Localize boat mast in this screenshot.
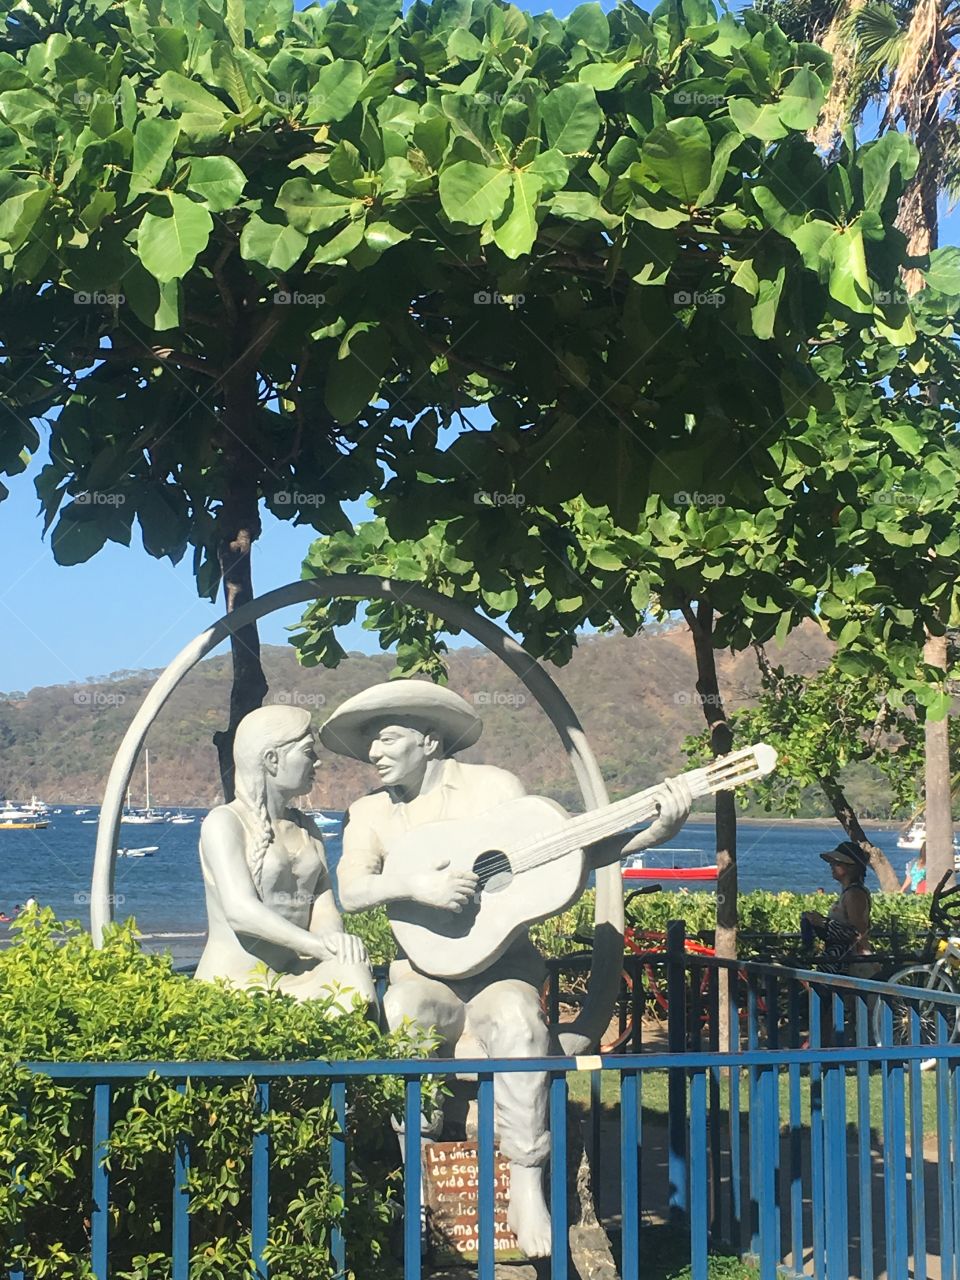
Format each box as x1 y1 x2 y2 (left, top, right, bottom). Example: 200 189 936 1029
145 749 151 811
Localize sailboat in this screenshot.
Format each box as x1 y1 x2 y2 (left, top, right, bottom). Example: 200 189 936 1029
121 750 166 825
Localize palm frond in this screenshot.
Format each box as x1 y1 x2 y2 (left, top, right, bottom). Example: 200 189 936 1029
812 0 874 149
853 2 905 69
887 0 941 124
937 116 960 204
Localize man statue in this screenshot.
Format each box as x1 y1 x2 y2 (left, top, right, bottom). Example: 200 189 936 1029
321 680 691 1257
196 704 376 1012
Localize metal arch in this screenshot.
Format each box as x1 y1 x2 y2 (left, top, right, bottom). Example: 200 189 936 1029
91 574 624 1053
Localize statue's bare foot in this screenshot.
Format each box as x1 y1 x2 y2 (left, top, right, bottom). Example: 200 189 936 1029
507 1163 552 1258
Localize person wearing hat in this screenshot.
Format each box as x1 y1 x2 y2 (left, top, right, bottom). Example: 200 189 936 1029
801 841 876 976
321 678 691 1257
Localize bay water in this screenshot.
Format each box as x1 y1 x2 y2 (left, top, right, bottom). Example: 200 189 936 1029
0 810 923 966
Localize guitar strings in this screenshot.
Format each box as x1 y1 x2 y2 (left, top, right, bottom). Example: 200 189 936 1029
473 751 764 883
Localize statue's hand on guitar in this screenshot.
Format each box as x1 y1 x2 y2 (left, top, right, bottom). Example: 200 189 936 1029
619 776 693 857
412 859 479 912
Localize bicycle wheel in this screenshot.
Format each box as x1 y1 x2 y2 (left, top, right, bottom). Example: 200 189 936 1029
873 964 960 1047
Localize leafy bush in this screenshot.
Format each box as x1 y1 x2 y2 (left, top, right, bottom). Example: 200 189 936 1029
354 890 933 967
0 910 432 1279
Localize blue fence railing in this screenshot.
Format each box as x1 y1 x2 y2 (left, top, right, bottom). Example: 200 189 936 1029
8 934 960 1279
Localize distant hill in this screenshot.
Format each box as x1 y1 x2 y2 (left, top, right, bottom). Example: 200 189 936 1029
0 621 890 816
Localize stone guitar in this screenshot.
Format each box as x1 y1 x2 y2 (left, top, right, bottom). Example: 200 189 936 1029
386 743 778 979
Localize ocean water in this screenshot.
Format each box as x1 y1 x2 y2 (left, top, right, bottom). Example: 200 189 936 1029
0 809 922 966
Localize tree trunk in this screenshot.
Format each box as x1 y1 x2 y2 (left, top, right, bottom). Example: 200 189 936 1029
682 600 736 1045
819 774 900 892
924 631 954 890
212 365 269 800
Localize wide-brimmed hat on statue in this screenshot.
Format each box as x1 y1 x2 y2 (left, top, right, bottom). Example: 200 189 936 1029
819 841 870 872
318 680 483 761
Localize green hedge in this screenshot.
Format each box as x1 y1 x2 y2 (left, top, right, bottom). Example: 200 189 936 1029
0 910 432 1280
351 890 934 965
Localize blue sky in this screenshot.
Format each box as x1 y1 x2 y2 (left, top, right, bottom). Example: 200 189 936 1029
1 0 956 693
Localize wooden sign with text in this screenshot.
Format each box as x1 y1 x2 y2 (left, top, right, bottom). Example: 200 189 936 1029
423 1139 524 1263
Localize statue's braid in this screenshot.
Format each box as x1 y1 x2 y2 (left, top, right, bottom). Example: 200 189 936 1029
246 782 275 895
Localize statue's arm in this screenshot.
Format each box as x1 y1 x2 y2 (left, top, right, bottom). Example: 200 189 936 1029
200 809 336 961
336 812 412 913
585 777 693 869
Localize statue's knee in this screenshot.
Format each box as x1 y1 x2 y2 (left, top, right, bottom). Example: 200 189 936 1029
383 983 427 1031
477 992 548 1054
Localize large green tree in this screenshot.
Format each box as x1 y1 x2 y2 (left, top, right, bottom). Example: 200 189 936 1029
0 0 936 801
754 0 960 887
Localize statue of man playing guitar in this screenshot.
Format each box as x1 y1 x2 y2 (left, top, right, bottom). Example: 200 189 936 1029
322 679 693 1259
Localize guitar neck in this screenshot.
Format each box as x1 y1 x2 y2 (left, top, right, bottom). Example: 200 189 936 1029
512 745 776 873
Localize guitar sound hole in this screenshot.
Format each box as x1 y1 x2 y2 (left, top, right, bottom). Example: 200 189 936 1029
473 849 513 894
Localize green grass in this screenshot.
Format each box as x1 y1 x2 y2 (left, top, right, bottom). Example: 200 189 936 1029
567 1065 941 1134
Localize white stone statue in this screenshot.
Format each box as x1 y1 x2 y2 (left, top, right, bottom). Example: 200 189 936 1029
321 680 691 1257
196 704 375 1012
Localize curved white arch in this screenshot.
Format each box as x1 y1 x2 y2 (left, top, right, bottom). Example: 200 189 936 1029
91 575 624 1053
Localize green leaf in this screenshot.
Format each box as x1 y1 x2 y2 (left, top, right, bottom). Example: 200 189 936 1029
303 60 364 124
0 177 51 251
51 506 110 565
438 161 512 226
239 214 307 270
186 156 246 211
129 118 179 200
776 68 824 131
859 131 917 212
156 70 228 117
276 178 357 232
325 325 391 423
138 194 212 283
925 247 960 295
642 118 712 205
492 170 541 259
827 222 872 314
447 27 483 61
541 83 602 156
565 3 610 51
886 423 923 456
750 266 785 339
309 217 366 265
226 0 245 48
578 60 634 90
728 98 788 142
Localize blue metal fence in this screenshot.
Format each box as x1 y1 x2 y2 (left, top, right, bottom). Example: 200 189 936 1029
8 944 960 1279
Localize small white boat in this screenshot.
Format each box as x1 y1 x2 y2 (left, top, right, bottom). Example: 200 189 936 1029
82 819 97 824
121 750 166 824
306 810 342 829
118 846 158 858
897 819 960 852
167 812 195 825
74 809 89 815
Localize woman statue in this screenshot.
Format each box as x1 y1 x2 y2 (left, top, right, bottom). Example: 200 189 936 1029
195 704 376 1012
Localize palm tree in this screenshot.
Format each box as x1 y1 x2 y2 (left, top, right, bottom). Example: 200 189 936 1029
756 0 959 884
